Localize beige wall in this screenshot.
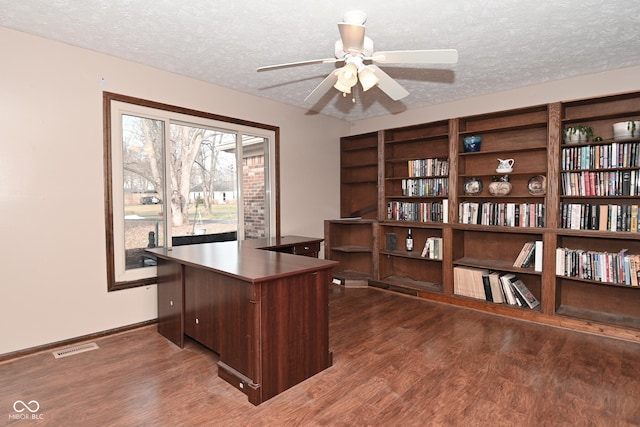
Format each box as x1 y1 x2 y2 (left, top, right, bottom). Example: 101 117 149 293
0 27 347 355
350 65 640 135
2 24 639 355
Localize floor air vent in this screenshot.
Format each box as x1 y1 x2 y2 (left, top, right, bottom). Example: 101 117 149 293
52 342 99 359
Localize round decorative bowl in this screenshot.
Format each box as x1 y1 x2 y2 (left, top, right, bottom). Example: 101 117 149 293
463 136 482 152
488 181 512 196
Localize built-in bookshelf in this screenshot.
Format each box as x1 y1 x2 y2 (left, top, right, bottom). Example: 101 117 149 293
327 90 640 344
555 233 640 330
555 92 640 332
451 227 543 311
382 120 450 224
455 104 550 226
324 219 378 286
369 222 444 295
340 132 379 219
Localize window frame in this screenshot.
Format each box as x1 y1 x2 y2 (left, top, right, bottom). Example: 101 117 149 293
103 92 280 291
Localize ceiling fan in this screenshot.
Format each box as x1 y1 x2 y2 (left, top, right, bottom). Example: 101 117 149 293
257 10 458 103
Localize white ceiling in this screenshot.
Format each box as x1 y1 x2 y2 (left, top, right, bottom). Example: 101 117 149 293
2 1 640 121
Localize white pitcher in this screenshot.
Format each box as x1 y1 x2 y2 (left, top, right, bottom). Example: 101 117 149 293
496 158 514 173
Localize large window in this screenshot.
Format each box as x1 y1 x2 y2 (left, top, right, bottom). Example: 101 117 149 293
104 93 279 291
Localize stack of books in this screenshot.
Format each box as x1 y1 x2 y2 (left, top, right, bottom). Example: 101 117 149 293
453 266 540 309
513 241 543 272
556 247 640 286
421 237 443 260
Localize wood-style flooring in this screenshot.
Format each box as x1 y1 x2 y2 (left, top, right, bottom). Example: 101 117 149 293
2 285 640 426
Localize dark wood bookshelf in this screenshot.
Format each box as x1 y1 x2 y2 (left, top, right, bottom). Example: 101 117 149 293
329 90 640 344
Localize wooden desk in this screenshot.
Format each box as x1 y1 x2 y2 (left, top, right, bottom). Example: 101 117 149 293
146 236 337 405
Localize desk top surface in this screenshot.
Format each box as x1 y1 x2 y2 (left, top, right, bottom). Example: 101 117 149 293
146 236 336 283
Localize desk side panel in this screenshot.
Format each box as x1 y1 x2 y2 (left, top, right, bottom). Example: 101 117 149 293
157 259 184 348
259 268 333 402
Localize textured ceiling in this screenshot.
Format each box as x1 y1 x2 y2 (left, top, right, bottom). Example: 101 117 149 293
2 0 640 121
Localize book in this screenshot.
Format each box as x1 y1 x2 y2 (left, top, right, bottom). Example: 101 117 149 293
513 242 534 267
482 272 493 302
631 205 638 233
521 243 537 269
421 239 431 258
510 282 529 308
499 273 519 306
442 199 449 224
631 255 640 287
511 279 541 309
534 240 543 272
488 272 506 303
556 247 566 276
599 204 608 230
454 266 488 300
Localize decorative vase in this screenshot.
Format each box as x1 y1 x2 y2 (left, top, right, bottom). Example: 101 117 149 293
488 181 512 196
613 121 640 139
563 126 593 144
463 136 482 152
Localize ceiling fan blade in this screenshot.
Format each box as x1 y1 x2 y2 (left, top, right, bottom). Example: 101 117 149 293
304 71 339 103
338 22 366 54
370 49 459 64
370 65 409 101
257 58 340 72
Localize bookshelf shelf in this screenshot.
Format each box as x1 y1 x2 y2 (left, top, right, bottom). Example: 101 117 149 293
324 219 378 284
555 274 640 290
330 89 640 343
379 249 443 261
370 275 443 295
453 256 540 275
330 245 372 253
385 133 449 145
556 305 640 330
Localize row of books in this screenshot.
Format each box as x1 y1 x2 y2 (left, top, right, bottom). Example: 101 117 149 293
453 266 540 309
387 200 448 223
560 170 638 197
401 177 449 197
561 141 640 171
556 247 640 286
407 158 449 178
512 241 543 272
560 203 639 232
420 237 443 260
458 202 545 228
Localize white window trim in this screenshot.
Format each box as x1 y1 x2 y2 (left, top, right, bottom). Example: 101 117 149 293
104 92 279 291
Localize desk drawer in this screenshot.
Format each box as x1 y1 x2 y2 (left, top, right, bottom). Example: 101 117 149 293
291 242 320 257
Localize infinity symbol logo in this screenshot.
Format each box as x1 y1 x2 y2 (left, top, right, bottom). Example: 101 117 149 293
13 400 40 413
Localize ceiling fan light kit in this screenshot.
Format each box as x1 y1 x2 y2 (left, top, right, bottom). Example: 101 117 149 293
257 10 458 104
334 62 358 93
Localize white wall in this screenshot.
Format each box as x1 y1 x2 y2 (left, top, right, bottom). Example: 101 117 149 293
0 27 347 355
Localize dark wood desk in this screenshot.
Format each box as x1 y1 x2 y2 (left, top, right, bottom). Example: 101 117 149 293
146 236 337 405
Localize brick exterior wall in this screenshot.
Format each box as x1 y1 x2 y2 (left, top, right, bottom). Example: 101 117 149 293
242 154 266 238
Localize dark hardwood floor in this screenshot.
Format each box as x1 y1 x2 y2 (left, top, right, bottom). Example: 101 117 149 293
2 285 640 426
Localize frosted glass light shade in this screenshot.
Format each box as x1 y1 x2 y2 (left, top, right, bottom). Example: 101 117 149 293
358 66 379 91
334 63 358 94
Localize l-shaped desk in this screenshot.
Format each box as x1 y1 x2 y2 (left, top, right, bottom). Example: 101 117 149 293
146 236 337 405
